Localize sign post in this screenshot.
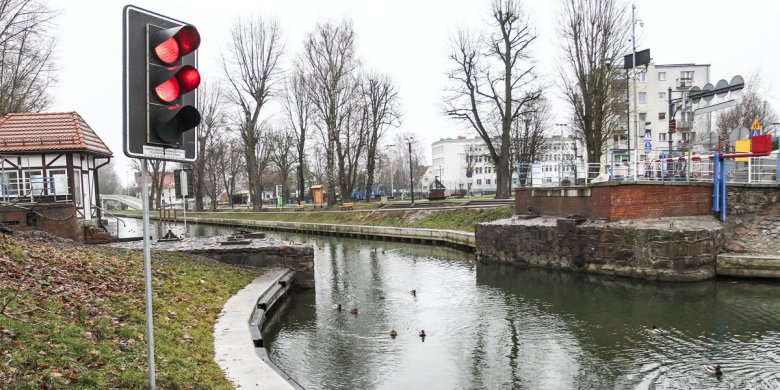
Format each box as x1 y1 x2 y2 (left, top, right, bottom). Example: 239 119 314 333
750 118 762 138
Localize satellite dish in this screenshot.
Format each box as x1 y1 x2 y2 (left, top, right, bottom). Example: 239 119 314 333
702 83 715 102
729 75 744 92
729 126 749 142
689 86 701 104
716 79 729 98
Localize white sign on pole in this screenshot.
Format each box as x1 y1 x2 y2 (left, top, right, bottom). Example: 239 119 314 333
179 170 189 197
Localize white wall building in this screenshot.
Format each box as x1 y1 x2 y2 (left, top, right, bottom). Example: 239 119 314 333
430 136 505 195
608 63 711 162
429 133 587 192
537 134 585 185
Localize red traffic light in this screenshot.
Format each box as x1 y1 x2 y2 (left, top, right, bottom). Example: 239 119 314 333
152 25 200 65
153 66 201 103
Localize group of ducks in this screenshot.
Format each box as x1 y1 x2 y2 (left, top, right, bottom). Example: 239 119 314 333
335 289 427 340
651 326 723 378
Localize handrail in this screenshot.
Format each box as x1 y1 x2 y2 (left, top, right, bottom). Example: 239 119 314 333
93 203 126 236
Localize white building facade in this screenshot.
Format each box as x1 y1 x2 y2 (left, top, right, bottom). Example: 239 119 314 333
608 63 711 163
430 136 507 195
430 133 588 192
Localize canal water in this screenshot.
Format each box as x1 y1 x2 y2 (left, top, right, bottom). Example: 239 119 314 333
109 218 780 390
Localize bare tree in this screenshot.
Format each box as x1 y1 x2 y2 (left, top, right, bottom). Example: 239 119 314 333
303 20 357 206
202 137 222 210
390 132 425 193
334 87 368 201
192 81 226 210
362 72 401 199
444 0 542 199
267 124 297 202
716 74 778 141
131 159 166 209
283 60 312 203
511 98 551 186
558 0 629 168
97 159 122 194
219 137 245 208
222 16 285 211
0 0 58 116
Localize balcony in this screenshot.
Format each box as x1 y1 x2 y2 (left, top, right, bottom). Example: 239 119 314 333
676 78 693 89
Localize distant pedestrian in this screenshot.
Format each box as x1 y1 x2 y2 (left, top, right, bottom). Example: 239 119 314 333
163 229 178 239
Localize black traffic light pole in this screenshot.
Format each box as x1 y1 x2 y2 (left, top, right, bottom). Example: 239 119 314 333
124 6 201 389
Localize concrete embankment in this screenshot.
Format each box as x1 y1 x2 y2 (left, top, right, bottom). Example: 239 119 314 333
476 215 724 282
717 254 780 279
214 268 302 389
108 235 315 287
118 213 476 250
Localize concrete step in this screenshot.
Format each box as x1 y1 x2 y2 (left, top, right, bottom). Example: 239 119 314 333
717 253 780 279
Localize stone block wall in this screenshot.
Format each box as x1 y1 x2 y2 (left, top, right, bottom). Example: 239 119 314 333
475 217 723 281
726 184 780 215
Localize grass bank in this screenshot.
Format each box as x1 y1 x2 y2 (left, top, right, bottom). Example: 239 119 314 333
124 205 515 233
0 233 258 389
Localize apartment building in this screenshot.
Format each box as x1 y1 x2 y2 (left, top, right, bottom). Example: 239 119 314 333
608 63 711 162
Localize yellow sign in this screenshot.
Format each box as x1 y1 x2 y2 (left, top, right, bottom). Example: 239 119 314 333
751 118 762 130
735 139 751 162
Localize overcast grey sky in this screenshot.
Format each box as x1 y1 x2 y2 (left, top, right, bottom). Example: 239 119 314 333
47 0 779 176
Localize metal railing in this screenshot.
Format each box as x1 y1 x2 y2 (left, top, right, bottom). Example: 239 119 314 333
1 177 72 203
515 153 779 188
92 203 126 235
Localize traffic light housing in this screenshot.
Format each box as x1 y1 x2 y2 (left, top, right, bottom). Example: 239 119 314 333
124 6 200 162
668 119 677 134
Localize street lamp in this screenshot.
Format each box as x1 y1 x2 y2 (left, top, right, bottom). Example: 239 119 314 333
386 144 395 199
405 137 415 205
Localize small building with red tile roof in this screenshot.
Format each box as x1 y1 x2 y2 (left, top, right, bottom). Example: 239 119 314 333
0 112 113 241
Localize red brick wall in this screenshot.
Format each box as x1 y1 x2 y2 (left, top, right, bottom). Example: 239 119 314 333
609 184 712 221
515 183 713 221
0 204 81 241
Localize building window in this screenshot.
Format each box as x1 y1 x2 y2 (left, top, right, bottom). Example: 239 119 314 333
638 92 647 103
73 170 82 206
681 70 694 80
1 171 19 198
637 72 646 82
24 170 45 196
486 179 491 185
48 169 68 196
658 92 666 100
658 72 666 81
658 112 666 120
639 112 647 122
659 133 667 141
476 179 482 185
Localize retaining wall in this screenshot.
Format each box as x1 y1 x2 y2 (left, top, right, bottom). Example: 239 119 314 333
119 214 476 250
475 216 724 281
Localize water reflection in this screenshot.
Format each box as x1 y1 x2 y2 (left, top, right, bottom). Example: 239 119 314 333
108 218 780 389
265 238 780 390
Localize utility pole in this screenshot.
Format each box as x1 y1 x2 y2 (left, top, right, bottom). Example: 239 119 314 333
631 2 639 173
387 144 395 199
405 137 415 205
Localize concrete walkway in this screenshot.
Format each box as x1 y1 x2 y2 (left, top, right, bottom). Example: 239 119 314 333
213 268 295 389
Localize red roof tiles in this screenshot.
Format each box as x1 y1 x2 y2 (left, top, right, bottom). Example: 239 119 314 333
0 112 112 156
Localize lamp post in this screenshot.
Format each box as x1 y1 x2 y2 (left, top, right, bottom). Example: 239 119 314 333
405 137 415 205
387 144 395 199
